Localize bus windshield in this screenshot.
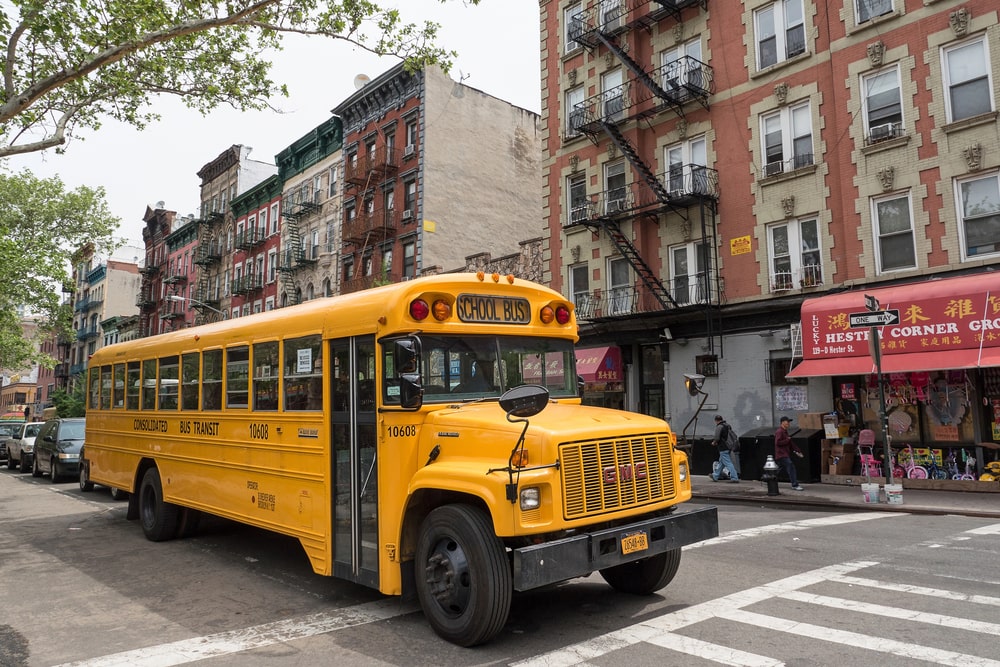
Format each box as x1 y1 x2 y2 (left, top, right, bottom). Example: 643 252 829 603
387 334 578 403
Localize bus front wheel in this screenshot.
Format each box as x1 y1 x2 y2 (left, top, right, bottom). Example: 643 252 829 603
415 504 511 647
139 468 180 542
600 547 682 595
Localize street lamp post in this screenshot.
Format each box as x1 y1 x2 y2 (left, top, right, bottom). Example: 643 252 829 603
166 294 225 317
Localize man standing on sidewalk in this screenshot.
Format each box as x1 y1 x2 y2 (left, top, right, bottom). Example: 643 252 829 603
710 415 740 482
775 416 805 490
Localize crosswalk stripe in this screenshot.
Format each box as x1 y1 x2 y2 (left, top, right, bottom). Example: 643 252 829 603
720 609 1000 667
779 590 1000 636
645 632 783 666
685 512 904 549
831 574 1000 608
54 599 420 667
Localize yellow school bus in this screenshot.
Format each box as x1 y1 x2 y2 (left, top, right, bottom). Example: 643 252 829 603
82 273 718 646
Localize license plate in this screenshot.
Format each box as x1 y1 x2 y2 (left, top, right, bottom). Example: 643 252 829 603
621 531 648 555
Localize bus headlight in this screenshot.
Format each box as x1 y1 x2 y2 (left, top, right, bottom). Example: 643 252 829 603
519 487 540 511
678 462 688 482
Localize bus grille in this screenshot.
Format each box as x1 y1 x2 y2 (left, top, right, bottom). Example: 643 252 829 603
560 435 675 520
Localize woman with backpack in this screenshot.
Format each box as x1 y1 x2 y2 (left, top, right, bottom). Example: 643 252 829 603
710 414 740 482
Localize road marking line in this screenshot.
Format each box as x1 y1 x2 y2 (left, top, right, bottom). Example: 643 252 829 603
686 511 904 549
721 609 1000 667
966 523 1000 535
779 591 1000 636
831 574 1000 607
645 632 783 666
54 598 420 667
513 560 876 666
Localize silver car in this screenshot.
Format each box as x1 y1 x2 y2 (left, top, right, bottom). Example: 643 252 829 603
7 422 45 473
32 418 85 482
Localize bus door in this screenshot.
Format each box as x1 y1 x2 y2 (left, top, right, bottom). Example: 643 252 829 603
330 335 379 588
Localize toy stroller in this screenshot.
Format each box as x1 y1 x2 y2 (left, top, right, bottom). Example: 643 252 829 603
858 429 879 481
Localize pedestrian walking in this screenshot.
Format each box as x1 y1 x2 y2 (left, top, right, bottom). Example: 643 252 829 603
775 416 805 490
710 415 740 482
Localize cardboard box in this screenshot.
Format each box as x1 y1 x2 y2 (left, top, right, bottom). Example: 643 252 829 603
828 452 855 475
797 412 826 430
829 442 856 458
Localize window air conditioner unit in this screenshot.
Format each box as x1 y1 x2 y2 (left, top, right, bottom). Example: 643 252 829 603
401 210 413 220
868 122 896 143
403 145 415 157
764 161 785 177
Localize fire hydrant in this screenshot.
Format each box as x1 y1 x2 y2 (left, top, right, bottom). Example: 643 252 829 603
762 455 780 496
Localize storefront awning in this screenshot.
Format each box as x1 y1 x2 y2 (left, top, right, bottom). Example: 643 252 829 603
575 346 622 383
788 273 1000 377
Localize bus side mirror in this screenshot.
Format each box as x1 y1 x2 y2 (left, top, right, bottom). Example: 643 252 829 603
394 338 423 409
499 384 549 419
684 373 706 396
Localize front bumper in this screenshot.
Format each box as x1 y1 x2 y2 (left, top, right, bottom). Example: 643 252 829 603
512 505 719 591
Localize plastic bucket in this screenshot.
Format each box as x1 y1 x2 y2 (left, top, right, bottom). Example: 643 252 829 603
885 483 903 505
861 483 880 504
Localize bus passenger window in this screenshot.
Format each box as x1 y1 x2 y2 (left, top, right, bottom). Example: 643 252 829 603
226 346 249 409
181 352 200 411
253 341 279 411
158 356 179 410
126 362 140 410
88 368 101 410
202 350 223 411
101 366 113 409
284 335 322 411
141 360 156 410
113 364 125 409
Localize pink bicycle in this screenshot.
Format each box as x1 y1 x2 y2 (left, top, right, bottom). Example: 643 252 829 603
892 444 928 479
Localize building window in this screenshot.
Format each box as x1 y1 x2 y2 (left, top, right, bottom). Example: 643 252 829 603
311 229 320 259
403 241 416 279
257 209 267 235
604 161 627 214
862 66 903 144
661 38 703 96
270 203 280 235
404 180 417 217
405 120 418 149
565 2 582 54
665 136 707 195
601 68 624 122
607 256 633 316
328 165 338 197
568 173 588 224
755 0 805 70
957 172 1000 258
856 0 892 24
767 218 822 292
873 193 916 272
761 101 812 176
670 242 709 305
343 258 354 283
570 263 591 316
943 36 993 123
267 250 277 283
383 248 393 276
566 86 585 138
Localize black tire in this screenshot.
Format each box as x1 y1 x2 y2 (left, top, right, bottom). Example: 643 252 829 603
415 504 511 647
139 468 180 542
32 455 42 478
79 460 95 492
6 454 14 470
600 547 682 595
50 459 60 483
19 455 30 473
109 486 128 501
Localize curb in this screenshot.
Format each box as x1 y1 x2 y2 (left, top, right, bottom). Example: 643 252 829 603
692 492 1000 519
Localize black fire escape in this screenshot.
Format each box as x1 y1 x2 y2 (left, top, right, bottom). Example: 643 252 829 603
566 0 720 335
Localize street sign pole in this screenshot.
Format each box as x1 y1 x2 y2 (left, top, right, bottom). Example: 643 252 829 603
869 325 893 483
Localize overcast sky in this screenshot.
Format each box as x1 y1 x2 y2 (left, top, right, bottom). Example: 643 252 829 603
15 0 540 252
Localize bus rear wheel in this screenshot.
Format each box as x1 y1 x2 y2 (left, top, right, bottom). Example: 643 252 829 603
415 504 511 647
600 547 681 595
139 468 180 542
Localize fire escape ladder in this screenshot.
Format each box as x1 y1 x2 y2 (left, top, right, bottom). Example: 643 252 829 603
593 30 685 118
603 122 684 220
602 218 677 309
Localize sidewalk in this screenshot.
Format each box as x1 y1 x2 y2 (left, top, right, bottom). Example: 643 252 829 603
691 475 1000 518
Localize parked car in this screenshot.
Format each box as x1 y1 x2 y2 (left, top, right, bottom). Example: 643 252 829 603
32 418 85 482
6 421 45 473
0 421 22 462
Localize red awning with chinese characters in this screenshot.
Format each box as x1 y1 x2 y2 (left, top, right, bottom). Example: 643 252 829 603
788 273 1000 377
575 346 623 383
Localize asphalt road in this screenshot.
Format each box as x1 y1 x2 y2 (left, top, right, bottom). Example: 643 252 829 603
2 466 999 666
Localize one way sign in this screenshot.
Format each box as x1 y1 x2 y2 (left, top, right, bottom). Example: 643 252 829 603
849 309 900 327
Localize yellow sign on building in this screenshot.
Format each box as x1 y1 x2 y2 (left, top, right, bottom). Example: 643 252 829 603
730 235 752 255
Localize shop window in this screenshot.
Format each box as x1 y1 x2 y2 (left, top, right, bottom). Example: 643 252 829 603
770 358 806 385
